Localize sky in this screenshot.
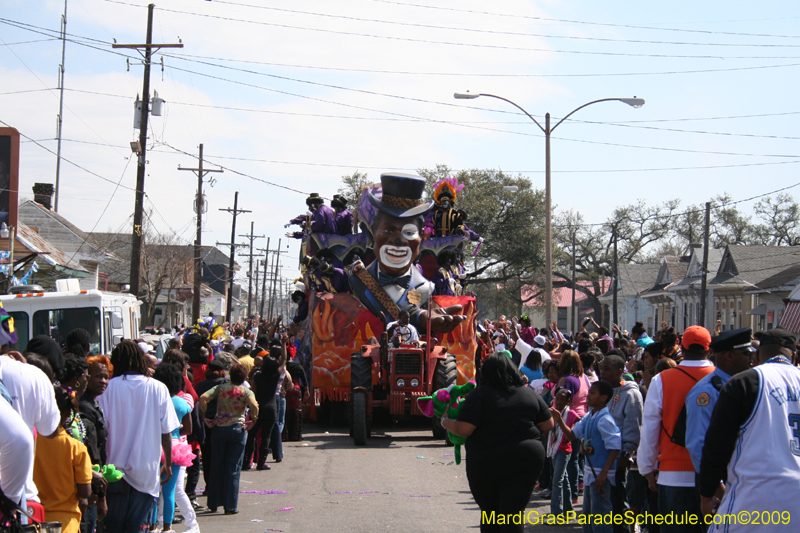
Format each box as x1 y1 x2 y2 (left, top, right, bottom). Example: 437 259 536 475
2 0 800 290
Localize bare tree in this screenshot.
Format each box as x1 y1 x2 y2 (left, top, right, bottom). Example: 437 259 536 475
89 214 192 327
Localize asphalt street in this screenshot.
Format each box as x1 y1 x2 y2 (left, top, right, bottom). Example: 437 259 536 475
192 420 584 533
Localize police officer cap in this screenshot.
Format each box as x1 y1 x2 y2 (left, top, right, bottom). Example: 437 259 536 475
709 327 754 353
759 328 796 350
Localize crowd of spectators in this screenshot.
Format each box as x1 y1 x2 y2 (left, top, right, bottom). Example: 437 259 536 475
0 313 308 533
461 314 799 533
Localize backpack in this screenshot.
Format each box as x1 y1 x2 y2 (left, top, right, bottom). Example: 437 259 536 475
186 400 205 446
664 370 723 447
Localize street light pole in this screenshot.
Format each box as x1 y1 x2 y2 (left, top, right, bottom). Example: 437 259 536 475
454 92 644 327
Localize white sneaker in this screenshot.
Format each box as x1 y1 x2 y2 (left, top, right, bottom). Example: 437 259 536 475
184 526 201 533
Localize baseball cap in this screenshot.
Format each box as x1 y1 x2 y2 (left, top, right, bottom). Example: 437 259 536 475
137 341 156 354
533 335 547 346
759 328 796 350
681 325 712 351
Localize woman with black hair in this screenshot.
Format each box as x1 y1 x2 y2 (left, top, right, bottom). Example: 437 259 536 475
442 352 554 532
152 364 197 533
65 328 92 359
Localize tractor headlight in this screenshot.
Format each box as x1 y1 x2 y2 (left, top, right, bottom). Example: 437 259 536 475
396 378 406 388
409 378 420 388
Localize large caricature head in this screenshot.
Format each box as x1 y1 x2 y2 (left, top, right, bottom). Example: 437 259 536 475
367 173 433 276
374 211 424 275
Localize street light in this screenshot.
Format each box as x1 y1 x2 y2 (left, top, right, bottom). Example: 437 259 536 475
454 92 644 327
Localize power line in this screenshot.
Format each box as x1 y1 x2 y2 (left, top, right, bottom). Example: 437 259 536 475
43 87 800 137
158 141 311 197
366 0 800 40
8 14 800 79
161 63 800 159
97 0 800 60
32 137 800 175
139 0 800 50
0 120 138 191
66 156 134 265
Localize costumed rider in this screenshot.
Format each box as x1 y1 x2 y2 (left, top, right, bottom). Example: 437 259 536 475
285 192 336 238
424 178 483 243
331 194 354 236
302 249 349 294
387 310 420 347
290 283 309 324
348 173 467 334
433 249 466 297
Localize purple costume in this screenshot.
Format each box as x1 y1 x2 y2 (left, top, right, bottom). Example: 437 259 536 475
334 209 354 236
423 208 481 241
309 266 349 294
287 206 336 238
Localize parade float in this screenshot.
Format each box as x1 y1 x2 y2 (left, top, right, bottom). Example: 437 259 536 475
291 173 480 444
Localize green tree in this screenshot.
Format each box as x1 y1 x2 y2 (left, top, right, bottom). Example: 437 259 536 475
337 171 371 207
753 193 800 245
553 200 679 324
416 165 547 317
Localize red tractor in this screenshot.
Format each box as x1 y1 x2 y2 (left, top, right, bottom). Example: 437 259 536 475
349 329 456 446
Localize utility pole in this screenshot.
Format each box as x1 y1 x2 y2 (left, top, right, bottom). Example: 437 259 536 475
699 201 711 328
239 222 264 318
258 239 269 317
612 223 618 328
253 256 260 318
114 4 182 298
218 192 250 321
178 143 222 324
571 232 576 334
54 0 68 212
268 239 287 321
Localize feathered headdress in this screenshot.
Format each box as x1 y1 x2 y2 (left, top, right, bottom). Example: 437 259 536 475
432 177 465 204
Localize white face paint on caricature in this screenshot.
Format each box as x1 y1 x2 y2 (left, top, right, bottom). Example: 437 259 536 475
378 223 418 270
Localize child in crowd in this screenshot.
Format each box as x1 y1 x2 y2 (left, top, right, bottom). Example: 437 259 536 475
548 388 579 518
535 360 561 497
551 381 621 533
152 363 197 533
32 387 92 533
540 360 559 406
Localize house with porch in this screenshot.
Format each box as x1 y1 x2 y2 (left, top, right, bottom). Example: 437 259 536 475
640 255 690 333
708 244 800 332
598 263 661 336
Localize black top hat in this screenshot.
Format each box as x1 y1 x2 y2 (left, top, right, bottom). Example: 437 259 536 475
331 194 348 209
368 173 434 218
306 193 324 206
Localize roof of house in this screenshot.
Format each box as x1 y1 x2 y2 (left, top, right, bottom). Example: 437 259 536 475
643 255 690 295
14 222 88 274
599 263 661 299
709 245 800 289
19 200 107 261
200 245 235 267
522 279 611 307
672 246 724 290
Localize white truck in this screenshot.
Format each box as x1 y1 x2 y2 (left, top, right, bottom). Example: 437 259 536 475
0 279 141 355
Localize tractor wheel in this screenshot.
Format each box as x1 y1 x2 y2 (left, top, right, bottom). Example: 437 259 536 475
431 353 457 442
350 353 372 391
352 393 368 446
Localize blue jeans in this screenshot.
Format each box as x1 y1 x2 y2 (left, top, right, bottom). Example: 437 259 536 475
550 450 573 516
583 480 613 533
657 485 703 533
207 423 247 512
270 396 285 460
567 448 580 501
80 503 97 533
104 478 156 533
